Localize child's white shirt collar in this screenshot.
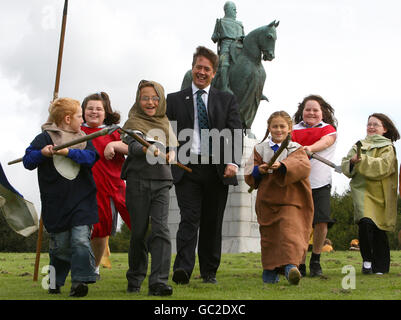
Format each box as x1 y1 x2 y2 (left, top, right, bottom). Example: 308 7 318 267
268 138 281 148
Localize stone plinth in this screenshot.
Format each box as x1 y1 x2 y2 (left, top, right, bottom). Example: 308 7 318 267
168 136 260 253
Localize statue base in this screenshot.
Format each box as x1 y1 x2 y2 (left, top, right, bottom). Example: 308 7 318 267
168 135 260 253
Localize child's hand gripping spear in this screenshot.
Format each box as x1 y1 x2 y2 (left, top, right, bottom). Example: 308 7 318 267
118 127 192 173
348 140 362 165
8 125 121 165
248 134 291 193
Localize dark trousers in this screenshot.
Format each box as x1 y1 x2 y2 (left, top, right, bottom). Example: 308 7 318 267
358 217 390 273
125 179 172 288
173 163 228 278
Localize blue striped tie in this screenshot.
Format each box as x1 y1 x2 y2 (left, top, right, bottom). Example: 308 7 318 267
196 90 209 130
196 90 210 155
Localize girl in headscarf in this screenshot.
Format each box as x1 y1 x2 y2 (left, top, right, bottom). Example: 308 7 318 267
121 80 178 296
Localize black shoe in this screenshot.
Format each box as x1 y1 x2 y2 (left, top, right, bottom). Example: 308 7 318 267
69 282 88 297
127 285 140 293
298 264 306 277
148 283 173 296
202 274 217 284
48 285 61 294
309 261 323 277
362 266 373 275
172 268 190 285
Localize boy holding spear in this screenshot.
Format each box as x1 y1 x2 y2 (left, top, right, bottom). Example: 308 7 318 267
23 97 99 297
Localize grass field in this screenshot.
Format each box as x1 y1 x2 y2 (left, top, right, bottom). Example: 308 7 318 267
1 250 401 300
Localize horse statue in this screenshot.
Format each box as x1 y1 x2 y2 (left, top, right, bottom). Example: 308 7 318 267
181 20 279 133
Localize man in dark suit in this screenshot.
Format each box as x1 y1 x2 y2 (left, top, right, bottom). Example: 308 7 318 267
166 46 242 285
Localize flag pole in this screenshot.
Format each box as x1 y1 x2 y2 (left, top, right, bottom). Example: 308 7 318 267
33 0 69 282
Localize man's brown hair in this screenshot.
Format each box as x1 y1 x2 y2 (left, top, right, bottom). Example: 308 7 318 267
192 46 219 72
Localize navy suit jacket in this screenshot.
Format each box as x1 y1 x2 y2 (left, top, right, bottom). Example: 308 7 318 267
166 86 243 185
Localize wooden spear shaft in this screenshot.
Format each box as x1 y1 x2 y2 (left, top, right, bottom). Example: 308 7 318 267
53 0 68 101
119 128 192 173
9 126 117 165
33 0 69 282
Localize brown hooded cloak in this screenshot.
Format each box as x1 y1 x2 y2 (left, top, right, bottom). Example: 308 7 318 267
245 141 314 270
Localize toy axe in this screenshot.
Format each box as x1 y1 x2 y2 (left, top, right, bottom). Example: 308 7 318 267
305 150 342 174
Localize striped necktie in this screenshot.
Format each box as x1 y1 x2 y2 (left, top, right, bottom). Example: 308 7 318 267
196 90 209 130
196 90 210 155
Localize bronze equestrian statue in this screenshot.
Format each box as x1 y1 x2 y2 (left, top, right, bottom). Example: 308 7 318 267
181 20 279 133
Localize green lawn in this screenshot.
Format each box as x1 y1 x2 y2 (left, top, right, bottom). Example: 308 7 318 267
1 251 401 300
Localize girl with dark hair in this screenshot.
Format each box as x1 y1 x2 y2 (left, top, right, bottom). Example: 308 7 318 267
82 92 121 125
293 94 337 129
81 91 130 279
291 94 337 277
342 113 399 275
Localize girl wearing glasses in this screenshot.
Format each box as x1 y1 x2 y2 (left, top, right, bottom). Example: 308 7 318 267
81 92 130 280
342 113 400 275
121 80 178 296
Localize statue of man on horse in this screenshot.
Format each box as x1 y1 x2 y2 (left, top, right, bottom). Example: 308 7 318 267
211 1 245 95
181 2 279 133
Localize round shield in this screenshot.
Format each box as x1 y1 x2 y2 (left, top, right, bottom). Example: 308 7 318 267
53 155 80 180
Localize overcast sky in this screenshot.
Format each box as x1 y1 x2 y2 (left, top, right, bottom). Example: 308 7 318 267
1 0 401 214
